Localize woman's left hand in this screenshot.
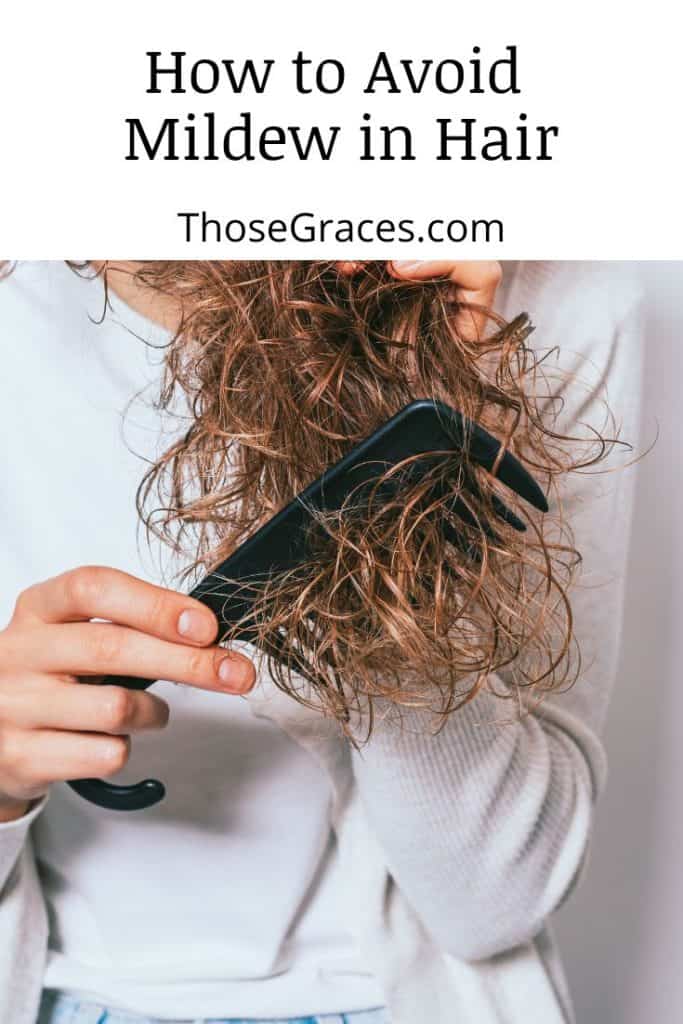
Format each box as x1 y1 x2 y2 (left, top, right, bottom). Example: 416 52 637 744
337 260 502 342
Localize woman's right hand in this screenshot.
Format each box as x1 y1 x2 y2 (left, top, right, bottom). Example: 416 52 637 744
0 566 256 822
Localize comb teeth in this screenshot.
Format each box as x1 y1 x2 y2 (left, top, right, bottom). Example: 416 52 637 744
493 449 549 512
464 421 549 513
491 493 527 532
457 469 528 534
440 520 482 564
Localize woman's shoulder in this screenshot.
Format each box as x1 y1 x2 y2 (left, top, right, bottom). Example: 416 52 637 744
500 261 644 336
0 262 99 364
499 261 644 449
500 261 644 397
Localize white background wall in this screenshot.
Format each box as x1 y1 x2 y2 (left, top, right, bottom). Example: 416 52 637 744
556 263 683 1023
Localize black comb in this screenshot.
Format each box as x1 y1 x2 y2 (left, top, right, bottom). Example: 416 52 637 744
67 399 547 811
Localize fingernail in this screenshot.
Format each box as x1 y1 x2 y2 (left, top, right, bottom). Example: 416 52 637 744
177 609 215 644
392 260 421 272
218 656 254 692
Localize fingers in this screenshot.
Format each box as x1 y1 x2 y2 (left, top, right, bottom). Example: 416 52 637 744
23 622 255 694
336 261 365 275
390 260 503 342
0 567 256 805
390 259 501 294
336 258 502 307
1 727 134 793
13 566 219 647
0 675 170 734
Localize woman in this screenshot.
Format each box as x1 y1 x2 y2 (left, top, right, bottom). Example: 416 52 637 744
0 260 642 1024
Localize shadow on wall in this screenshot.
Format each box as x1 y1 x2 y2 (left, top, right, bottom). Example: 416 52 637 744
555 263 683 1024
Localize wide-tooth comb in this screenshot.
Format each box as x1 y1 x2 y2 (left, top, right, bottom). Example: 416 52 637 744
67 399 549 812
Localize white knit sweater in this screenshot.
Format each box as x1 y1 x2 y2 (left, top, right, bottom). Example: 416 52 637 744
0 261 643 1024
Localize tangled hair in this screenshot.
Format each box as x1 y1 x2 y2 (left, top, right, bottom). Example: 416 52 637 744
93 261 613 736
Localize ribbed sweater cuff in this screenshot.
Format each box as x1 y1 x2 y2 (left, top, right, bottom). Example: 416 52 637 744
0 795 48 891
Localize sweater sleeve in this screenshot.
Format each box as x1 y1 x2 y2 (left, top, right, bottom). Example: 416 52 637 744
0 796 48 896
349 265 644 962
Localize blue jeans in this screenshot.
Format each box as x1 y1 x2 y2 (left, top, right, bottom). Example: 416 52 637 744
37 991 391 1024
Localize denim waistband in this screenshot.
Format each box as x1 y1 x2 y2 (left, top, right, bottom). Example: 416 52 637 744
37 990 391 1024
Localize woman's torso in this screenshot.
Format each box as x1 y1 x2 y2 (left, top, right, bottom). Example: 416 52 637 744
0 261 383 1019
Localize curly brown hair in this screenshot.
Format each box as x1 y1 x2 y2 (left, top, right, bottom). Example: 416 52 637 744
90 260 614 737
